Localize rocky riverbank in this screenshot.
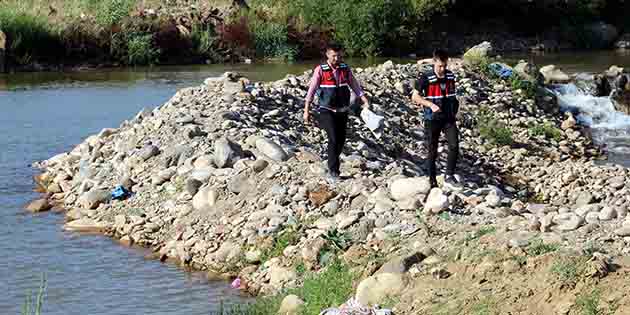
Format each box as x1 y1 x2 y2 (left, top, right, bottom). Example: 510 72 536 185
29 43 630 313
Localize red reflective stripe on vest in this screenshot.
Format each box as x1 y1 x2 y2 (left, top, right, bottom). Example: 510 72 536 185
319 66 350 87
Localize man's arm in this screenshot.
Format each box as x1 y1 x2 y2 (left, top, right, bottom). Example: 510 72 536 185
304 66 322 121
348 69 369 107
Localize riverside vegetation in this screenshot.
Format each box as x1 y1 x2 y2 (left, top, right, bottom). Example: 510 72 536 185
26 42 630 314
2 0 630 70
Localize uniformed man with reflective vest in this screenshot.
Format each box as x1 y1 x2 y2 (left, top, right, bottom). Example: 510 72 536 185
412 49 462 190
304 42 370 183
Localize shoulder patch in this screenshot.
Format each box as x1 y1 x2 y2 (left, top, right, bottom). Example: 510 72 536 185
321 64 331 71
339 63 349 69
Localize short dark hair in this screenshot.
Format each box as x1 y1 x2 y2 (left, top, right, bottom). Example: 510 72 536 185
433 49 449 62
326 42 344 53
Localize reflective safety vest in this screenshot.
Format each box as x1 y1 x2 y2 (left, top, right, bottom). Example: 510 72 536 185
317 63 351 110
423 70 459 121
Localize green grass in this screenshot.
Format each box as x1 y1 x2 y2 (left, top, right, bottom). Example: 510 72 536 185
438 211 452 221
509 74 537 99
471 297 496 315
463 226 497 243
477 107 514 147
550 256 587 286
529 122 563 141
22 273 47 315
235 259 356 315
576 289 601 315
126 33 160 66
260 228 301 263
526 240 559 256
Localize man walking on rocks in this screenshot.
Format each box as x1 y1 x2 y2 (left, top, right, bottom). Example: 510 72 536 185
412 49 461 190
304 43 370 183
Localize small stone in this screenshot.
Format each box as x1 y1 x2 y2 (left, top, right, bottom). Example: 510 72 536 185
585 212 600 224
78 189 110 209
185 178 203 196
140 145 160 161
255 138 288 162
575 193 593 207
423 188 449 214
252 159 269 173
214 136 242 168
25 199 52 212
599 206 616 221
615 226 630 237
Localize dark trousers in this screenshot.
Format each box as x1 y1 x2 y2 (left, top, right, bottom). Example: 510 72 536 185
318 109 348 175
425 119 459 181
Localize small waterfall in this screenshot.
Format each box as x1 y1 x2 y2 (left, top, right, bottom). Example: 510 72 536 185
551 83 630 165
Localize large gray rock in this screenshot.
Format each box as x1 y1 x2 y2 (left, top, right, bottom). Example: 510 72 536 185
463 41 493 66
78 189 110 209
355 273 406 306
255 138 288 162
424 188 449 214
192 186 218 211
540 65 570 84
390 177 431 201
213 136 242 168
64 218 111 233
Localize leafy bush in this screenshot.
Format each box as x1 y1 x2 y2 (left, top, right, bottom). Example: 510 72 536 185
529 122 563 141
509 74 537 99
126 33 160 65
191 24 217 57
248 17 297 60
477 107 514 146
96 0 135 26
0 8 62 64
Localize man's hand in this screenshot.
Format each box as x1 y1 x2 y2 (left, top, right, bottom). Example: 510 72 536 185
360 95 370 109
303 110 311 125
411 90 423 105
430 104 441 113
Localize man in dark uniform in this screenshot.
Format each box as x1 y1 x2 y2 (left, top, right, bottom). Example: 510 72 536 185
412 49 462 190
304 43 369 183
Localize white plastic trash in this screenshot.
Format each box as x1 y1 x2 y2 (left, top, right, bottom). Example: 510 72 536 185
360 108 384 138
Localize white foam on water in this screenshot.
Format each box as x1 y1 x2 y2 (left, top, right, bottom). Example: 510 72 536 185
552 83 630 130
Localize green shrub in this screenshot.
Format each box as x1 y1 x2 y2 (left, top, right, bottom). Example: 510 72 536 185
191 23 217 57
526 240 559 256
247 16 296 60
260 228 300 263
96 0 135 26
0 8 62 64
126 33 160 65
529 122 562 141
509 74 537 99
477 107 514 146
576 289 601 315
550 256 587 285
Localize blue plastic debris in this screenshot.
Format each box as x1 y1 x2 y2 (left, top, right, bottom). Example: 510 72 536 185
111 185 131 200
488 62 513 79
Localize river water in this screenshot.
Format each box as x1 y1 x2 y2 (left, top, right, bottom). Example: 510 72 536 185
1 53 629 314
